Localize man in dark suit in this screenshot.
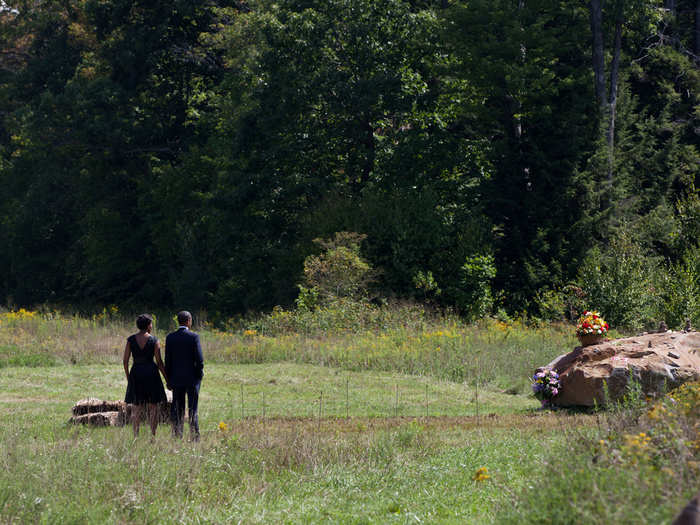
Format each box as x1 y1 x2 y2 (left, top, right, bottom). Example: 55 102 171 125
165 310 204 440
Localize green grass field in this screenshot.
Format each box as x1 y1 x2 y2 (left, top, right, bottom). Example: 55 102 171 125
0 363 591 524
1 309 698 523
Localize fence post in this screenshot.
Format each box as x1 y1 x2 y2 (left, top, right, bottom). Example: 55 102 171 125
394 383 398 418
240 383 244 421
318 391 323 433
425 383 429 419
475 360 480 423
346 377 349 420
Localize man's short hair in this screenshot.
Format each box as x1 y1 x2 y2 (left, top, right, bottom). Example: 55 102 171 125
177 310 192 326
136 314 153 331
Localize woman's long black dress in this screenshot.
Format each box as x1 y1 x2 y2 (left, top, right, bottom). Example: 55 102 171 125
124 335 167 405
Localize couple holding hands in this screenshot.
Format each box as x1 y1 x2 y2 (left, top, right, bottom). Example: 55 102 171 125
122 310 204 440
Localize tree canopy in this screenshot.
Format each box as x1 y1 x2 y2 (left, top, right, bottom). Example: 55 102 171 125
0 0 698 326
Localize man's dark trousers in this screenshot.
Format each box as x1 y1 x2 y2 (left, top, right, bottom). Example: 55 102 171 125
171 382 200 439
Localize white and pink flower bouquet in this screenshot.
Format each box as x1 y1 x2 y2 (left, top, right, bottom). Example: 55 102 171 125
532 369 560 408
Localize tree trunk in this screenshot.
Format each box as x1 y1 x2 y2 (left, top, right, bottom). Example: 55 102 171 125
662 0 677 48
695 0 700 59
607 16 623 188
589 0 606 110
361 116 374 189
514 0 525 141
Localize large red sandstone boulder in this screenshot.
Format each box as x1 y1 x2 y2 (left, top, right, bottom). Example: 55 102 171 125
543 331 700 407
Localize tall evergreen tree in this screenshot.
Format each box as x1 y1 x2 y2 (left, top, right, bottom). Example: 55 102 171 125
448 0 597 311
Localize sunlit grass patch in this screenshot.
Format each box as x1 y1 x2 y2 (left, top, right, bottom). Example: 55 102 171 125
0 343 56 368
0 362 592 523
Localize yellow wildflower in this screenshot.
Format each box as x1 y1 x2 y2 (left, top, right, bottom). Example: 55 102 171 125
473 467 490 482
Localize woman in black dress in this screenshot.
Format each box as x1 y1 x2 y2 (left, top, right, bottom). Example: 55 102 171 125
123 314 168 438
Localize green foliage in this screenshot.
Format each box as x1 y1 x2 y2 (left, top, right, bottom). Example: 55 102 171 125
308 188 493 315
0 0 697 322
457 254 496 320
0 0 220 307
675 194 700 250
532 288 568 322
412 270 441 301
302 232 373 302
447 0 597 311
657 247 700 329
247 298 432 337
577 238 660 330
294 284 319 311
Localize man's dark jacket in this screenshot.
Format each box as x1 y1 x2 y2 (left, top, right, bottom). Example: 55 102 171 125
165 327 204 388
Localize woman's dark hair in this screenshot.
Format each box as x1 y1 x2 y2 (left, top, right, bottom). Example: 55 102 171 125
136 314 153 331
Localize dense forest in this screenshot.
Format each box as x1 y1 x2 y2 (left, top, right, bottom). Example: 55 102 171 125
0 0 698 326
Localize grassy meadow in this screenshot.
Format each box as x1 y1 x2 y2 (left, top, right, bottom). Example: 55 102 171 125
0 307 580 392
1 307 699 523
1 363 586 524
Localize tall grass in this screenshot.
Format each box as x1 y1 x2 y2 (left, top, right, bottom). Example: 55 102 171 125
0 305 578 392
1 302 695 522
211 322 574 392
0 308 131 367
497 381 700 524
